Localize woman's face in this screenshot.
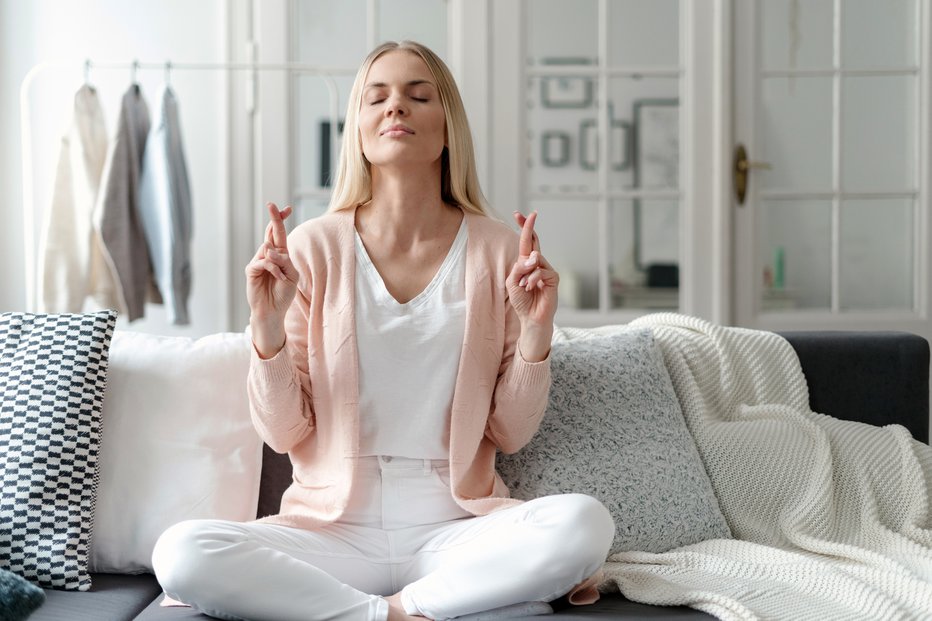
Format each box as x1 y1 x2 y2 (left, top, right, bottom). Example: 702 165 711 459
358 50 447 170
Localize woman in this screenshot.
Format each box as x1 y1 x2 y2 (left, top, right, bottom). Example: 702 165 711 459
153 40 614 621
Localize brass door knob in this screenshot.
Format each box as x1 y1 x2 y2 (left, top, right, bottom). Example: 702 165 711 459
734 143 772 205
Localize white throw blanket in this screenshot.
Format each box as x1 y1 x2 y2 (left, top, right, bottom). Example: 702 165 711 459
594 314 932 620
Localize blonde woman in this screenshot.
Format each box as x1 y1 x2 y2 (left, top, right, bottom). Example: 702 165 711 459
153 41 613 621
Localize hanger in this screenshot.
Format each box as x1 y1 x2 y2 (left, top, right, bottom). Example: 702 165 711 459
83 58 94 92
131 59 140 94
164 60 172 86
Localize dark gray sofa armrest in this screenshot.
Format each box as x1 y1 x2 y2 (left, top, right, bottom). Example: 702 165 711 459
779 331 929 444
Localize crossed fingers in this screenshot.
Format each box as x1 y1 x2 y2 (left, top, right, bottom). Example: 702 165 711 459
512 211 555 291
248 203 294 282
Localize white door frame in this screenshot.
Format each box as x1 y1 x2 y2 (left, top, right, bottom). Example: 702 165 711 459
686 0 732 325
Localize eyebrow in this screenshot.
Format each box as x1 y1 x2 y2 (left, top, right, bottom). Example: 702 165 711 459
364 79 435 89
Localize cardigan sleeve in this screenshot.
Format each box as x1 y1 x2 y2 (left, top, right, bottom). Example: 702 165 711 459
246 279 316 454
484 295 552 454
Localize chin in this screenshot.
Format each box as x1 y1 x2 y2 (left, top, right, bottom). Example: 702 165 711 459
366 153 444 171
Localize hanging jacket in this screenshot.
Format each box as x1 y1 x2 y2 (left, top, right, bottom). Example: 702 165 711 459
138 85 193 325
38 84 117 313
95 84 158 322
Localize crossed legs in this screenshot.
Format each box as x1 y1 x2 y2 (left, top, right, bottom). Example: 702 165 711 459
152 493 613 621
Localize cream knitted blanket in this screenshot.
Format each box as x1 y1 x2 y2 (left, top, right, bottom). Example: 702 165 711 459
596 313 932 620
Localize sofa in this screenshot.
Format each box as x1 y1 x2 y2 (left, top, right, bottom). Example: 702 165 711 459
4 317 929 621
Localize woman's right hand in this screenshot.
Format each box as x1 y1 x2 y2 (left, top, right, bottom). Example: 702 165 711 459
245 203 299 358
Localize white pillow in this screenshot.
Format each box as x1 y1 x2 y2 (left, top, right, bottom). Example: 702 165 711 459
89 331 263 573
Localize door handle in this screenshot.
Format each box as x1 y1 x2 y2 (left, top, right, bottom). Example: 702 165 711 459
734 143 771 205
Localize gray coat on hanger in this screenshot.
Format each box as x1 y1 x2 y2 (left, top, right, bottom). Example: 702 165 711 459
95 84 160 322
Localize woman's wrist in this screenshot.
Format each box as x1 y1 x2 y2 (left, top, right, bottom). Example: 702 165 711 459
250 315 287 360
517 321 553 363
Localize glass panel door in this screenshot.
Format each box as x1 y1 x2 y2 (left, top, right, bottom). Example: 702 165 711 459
735 0 924 324
524 0 682 318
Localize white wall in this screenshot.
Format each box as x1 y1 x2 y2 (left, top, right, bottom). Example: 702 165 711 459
1 0 231 336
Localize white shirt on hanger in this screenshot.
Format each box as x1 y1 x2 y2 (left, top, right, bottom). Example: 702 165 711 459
38 84 114 313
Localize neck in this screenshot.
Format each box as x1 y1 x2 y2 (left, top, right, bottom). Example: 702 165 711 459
360 161 453 245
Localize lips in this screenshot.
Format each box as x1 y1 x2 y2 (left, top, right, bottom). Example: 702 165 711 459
380 124 414 136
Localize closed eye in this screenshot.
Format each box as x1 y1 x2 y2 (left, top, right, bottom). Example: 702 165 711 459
367 96 428 105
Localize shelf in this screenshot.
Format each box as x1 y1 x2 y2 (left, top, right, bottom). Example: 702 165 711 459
612 285 678 310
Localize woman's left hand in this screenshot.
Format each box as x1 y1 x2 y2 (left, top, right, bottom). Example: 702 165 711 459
506 211 559 336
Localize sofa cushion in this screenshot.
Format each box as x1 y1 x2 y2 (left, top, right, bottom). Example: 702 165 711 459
256 444 294 519
497 328 731 555
0 310 116 590
90 331 263 574
36 573 163 621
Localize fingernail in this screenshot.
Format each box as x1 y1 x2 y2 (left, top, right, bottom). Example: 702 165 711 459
524 257 536 268
519 276 527 287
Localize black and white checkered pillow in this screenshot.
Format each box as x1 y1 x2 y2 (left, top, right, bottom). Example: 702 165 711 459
0 310 116 591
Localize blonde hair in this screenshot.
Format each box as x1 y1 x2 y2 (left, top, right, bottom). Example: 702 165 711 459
327 41 489 216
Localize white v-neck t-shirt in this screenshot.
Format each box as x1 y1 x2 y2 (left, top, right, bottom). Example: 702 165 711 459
354 218 468 459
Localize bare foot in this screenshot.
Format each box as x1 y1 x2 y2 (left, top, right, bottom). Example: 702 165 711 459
384 592 428 621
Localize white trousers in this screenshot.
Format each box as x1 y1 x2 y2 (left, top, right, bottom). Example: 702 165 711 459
152 456 614 621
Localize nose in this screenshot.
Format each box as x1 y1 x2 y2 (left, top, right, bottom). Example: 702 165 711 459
384 92 407 117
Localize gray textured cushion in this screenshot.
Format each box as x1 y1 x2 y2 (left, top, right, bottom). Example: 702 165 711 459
497 328 731 555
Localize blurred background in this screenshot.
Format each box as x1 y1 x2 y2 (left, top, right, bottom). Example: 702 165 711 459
1 0 928 342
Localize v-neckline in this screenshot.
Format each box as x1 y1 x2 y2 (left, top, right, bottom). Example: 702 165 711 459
354 215 467 309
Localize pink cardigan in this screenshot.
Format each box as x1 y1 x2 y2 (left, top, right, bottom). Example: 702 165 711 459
246 206 601 604
247 206 552 528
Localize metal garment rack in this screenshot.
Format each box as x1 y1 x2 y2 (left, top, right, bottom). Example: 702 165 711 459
20 58 351 313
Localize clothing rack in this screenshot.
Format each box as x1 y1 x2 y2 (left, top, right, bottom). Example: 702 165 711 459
21 59 352 313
